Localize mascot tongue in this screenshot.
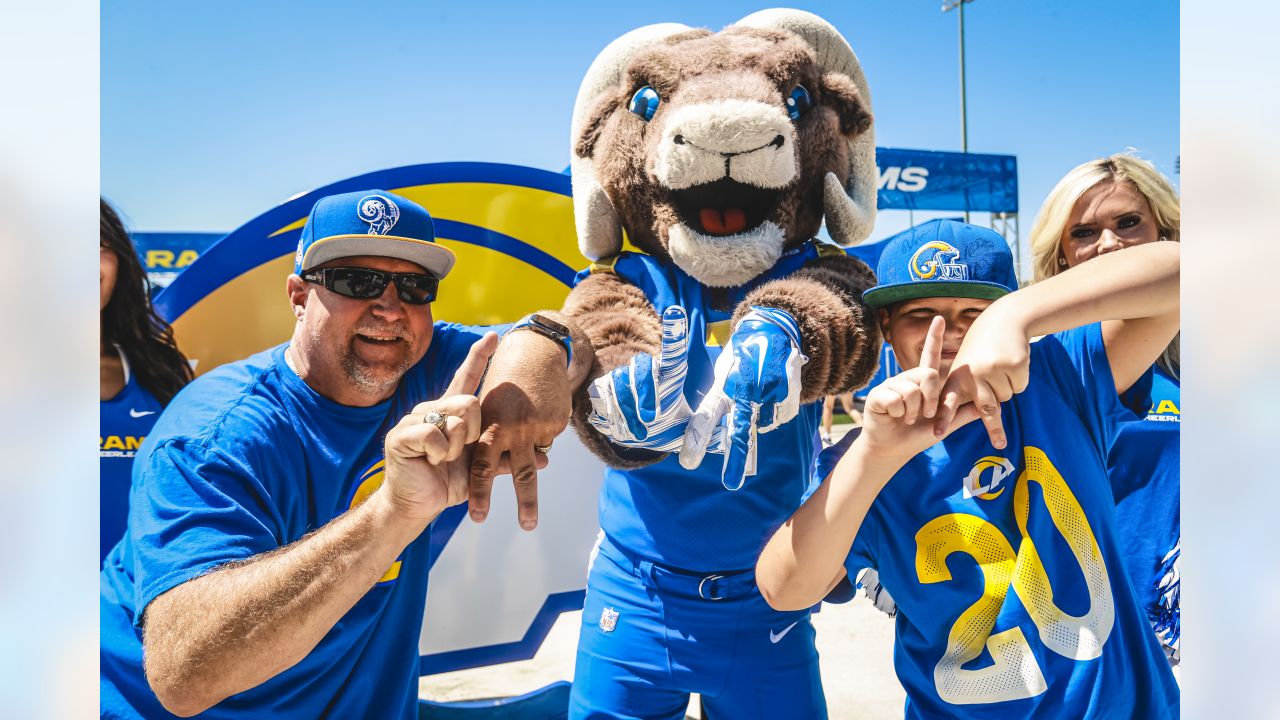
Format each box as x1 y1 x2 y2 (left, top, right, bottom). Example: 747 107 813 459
699 208 747 236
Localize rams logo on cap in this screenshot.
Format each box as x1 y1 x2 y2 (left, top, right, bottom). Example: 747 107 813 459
357 194 400 235
909 241 969 281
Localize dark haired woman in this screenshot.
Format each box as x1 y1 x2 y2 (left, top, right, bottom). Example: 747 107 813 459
100 199 193 561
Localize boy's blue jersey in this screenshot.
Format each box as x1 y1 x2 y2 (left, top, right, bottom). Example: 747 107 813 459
100 362 165 561
100 324 486 719
575 243 831 571
1111 365 1180 650
814 325 1178 718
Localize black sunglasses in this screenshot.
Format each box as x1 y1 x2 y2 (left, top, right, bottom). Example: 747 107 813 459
301 267 439 305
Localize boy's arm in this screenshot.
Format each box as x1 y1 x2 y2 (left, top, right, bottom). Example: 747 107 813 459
756 438 899 611
939 242 1180 443
759 318 979 611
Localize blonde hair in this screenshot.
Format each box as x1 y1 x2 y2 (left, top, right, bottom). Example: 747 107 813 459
1028 153 1180 378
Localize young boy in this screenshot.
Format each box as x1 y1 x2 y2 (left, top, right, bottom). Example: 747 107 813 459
756 220 1180 718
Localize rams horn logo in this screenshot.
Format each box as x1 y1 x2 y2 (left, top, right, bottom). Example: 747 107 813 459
909 241 969 281
357 194 400 235
962 456 1015 500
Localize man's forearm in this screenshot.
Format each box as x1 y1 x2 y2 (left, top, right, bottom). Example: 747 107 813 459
143 488 430 717
758 437 900 611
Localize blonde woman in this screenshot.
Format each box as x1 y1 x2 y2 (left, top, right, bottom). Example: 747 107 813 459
1029 154 1181 669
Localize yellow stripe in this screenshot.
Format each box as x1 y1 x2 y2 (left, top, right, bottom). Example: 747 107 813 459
590 255 622 274
814 239 846 259
378 560 402 583
705 320 731 347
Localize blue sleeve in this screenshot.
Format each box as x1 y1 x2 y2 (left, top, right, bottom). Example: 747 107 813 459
128 439 284 627
1030 323 1145 458
574 253 674 309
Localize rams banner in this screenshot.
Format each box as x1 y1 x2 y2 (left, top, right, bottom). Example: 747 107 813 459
875 147 1019 214
132 232 223 293
154 162 609 675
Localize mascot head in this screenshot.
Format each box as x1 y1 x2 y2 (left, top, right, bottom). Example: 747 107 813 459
570 8 877 287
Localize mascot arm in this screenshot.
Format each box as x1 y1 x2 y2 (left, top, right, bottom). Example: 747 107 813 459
734 253 881 403
561 271 669 469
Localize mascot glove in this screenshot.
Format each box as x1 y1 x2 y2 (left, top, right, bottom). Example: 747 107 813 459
587 306 723 453
679 306 807 490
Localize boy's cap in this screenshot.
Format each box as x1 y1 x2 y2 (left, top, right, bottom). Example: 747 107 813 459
293 189 456 278
863 219 1017 309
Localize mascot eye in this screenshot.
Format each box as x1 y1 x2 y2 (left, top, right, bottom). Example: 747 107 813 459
628 86 661 122
785 85 812 122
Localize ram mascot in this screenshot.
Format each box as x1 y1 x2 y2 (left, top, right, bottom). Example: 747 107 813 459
488 9 881 718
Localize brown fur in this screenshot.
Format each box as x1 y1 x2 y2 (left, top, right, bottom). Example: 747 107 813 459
565 21 881 468
562 272 667 468
574 27 872 259
732 253 880 402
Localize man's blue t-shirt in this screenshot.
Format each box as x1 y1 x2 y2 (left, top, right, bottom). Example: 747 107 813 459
576 243 835 571
100 352 165 561
814 325 1178 719
100 323 486 719
1111 365 1181 653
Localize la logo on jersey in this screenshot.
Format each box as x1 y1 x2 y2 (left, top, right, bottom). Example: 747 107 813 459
962 456 1015 500
909 241 969 281
357 194 400 235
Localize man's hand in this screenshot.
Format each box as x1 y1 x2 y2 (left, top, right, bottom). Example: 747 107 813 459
472 326 574 531
586 306 723 453
933 303 1031 449
382 332 498 523
679 306 807 490
862 316 980 466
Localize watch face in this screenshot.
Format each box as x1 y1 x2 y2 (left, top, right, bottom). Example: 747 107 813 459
530 313 570 338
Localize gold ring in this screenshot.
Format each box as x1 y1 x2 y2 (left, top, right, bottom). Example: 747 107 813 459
423 410 449 432
533 443 552 454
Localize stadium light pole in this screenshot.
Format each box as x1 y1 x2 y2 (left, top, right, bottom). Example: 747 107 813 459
942 0 974 222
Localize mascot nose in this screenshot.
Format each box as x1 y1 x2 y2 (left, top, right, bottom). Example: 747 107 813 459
672 134 785 157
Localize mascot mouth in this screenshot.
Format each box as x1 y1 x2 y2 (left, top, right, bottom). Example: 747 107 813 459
670 179 780 236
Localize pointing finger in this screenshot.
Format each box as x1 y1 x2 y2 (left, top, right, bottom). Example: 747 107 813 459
468 428 500 523
509 443 540 531
919 316 945 371
679 393 731 469
973 379 1007 449
446 332 499 397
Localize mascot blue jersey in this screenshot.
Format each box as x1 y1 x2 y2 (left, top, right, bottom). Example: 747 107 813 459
575 242 831 572
100 354 165 562
813 325 1178 719
100 324 486 720
1111 365 1181 654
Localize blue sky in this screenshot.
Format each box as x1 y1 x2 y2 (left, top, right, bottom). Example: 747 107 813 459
102 0 1178 271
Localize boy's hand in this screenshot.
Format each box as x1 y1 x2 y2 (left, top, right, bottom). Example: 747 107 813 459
933 303 1031 449
861 316 979 465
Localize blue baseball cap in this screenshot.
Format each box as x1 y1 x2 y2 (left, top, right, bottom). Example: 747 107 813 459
293 189 456 278
862 219 1017 308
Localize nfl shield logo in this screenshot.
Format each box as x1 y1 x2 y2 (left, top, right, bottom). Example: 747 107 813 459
599 607 619 633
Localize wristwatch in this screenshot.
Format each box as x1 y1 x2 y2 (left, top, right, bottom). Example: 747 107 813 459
508 313 573 367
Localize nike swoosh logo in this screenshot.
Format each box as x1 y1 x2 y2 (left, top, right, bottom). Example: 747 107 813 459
129 409 156 418
742 336 770 385
769 620 799 644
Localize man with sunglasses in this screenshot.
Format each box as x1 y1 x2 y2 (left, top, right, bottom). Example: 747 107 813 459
101 190 592 719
